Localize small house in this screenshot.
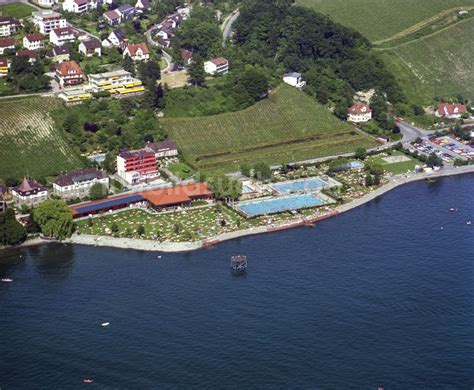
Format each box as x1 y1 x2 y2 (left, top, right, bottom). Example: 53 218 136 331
347 102 372 123
180 49 193 66
16 50 37 63
0 16 21 37
50 27 76 46
46 45 70 63
146 139 179 159
283 72 306 89
23 34 44 50
55 60 85 87
62 0 89 13
435 103 468 120
104 9 121 26
12 178 48 207
204 57 228 75
0 38 15 55
123 42 149 62
116 4 136 20
79 40 101 57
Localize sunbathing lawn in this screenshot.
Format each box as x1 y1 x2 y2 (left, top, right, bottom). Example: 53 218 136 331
167 162 194 180
0 3 36 18
75 205 297 242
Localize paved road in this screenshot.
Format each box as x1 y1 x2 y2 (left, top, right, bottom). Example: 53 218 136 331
222 9 239 47
146 25 173 72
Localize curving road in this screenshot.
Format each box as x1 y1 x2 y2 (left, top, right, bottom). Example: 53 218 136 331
222 9 239 47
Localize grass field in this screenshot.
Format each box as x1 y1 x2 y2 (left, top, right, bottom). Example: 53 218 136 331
0 3 36 18
161 85 375 173
0 97 84 181
370 151 419 175
296 0 474 42
382 19 474 101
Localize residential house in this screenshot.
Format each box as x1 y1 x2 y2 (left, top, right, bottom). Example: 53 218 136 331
103 9 121 26
53 168 109 199
58 88 92 103
204 57 229 75
146 139 179 159
62 0 89 13
435 103 468 119
283 72 306 89
50 27 75 46
0 38 15 55
88 68 144 96
23 34 44 50
123 42 149 62
12 178 48 207
0 16 21 37
79 39 101 56
135 0 150 11
347 102 372 123
180 49 193 66
116 4 136 20
37 0 58 8
116 148 160 185
16 50 37 63
102 28 125 47
0 57 8 77
32 11 67 34
46 45 70 62
55 60 85 87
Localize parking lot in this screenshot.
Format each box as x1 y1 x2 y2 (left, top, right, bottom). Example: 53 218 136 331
413 135 473 163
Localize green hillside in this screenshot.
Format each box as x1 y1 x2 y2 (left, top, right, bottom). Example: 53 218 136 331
161 85 375 173
382 19 474 101
0 97 84 181
296 0 474 42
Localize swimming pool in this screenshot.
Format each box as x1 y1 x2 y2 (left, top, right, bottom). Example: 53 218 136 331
235 193 325 217
271 177 329 193
242 184 255 194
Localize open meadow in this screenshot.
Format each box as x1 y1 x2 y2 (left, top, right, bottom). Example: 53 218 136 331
161 85 375 173
296 0 474 42
0 97 83 181
0 3 36 18
382 19 474 101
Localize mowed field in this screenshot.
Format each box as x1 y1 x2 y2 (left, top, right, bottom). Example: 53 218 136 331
0 97 83 181
382 19 474 101
0 3 36 18
296 0 474 42
161 85 375 173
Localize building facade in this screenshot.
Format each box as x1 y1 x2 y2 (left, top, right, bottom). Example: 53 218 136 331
12 178 48 207
283 72 306 89
147 140 179 159
347 102 372 123
88 68 144 96
50 27 76 46
53 168 109 199
204 57 229 75
0 17 21 37
32 11 67 34
23 34 44 50
55 60 84 87
123 43 149 62
435 103 468 119
116 148 160 185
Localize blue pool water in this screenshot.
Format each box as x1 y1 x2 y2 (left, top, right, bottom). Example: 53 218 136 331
236 193 325 216
272 177 329 193
242 184 254 193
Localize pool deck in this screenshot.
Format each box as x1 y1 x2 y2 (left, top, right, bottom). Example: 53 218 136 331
6 166 473 253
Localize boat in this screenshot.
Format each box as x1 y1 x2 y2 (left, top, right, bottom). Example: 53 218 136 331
101 322 110 327
467 221 472 225
449 208 457 212
83 379 94 383
1 278 13 282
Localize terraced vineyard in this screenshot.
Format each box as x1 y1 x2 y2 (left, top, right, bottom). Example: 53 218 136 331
0 97 83 180
161 85 375 173
382 19 474 101
296 0 474 42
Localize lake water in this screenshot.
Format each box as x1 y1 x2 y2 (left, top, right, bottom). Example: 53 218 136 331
1 174 473 388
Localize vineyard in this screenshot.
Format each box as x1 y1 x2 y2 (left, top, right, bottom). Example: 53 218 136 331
0 97 84 181
161 85 375 173
296 0 474 42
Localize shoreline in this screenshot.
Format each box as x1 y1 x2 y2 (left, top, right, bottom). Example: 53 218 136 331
4 166 474 253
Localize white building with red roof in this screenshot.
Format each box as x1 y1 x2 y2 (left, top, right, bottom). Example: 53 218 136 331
204 57 229 75
435 103 468 120
123 43 150 62
50 27 76 46
12 178 48 206
53 168 109 199
347 102 372 123
23 34 44 50
0 38 15 55
0 16 21 37
55 60 85 87
32 10 67 34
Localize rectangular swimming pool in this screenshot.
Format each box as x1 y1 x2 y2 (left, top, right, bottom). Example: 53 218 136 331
271 177 329 193
235 193 325 217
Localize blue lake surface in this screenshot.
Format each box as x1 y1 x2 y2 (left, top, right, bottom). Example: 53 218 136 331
1 174 473 388
271 177 329 193
236 193 325 216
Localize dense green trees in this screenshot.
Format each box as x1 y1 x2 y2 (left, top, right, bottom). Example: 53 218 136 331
7 56 50 93
426 152 443 167
89 183 108 200
354 147 368 160
0 208 27 245
253 162 272 180
208 174 242 200
33 200 74 240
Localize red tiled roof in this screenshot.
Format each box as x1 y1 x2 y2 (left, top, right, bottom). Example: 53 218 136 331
141 183 213 208
180 49 193 59
14 178 46 194
55 60 83 77
25 34 44 42
126 42 149 56
146 139 178 153
104 10 120 20
17 50 37 59
211 57 228 66
436 103 467 117
348 102 371 115
0 57 7 66
52 27 74 37
0 38 15 47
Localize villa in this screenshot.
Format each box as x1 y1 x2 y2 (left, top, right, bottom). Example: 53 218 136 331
79 40 101 57
0 38 15 55
11 178 48 207
435 103 467 119
0 16 21 37
46 45 70 63
123 43 149 62
32 11 67 34
204 57 229 75
146 140 179 159
53 168 109 199
55 60 85 87
104 10 121 26
102 28 125 48
23 34 44 50
49 27 75 46
347 102 372 123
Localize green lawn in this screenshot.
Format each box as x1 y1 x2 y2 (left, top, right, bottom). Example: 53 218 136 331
0 79 14 97
161 85 376 173
0 97 84 181
0 3 36 18
296 0 474 42
167 162 194 179
75 206 295 242
370 151 419 175
382 19 474 100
